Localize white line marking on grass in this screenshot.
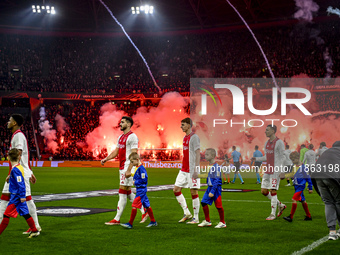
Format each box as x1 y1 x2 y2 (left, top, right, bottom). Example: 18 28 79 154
291 235 329 255
147 196 324 205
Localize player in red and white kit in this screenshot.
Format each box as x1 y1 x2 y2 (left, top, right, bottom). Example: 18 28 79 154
0 114 41 234
173 118 201 224
101 116 147 225
252 125 286 220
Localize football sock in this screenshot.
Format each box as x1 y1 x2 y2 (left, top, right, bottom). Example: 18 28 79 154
302 202 311 218
146 207 155 222
27 198 40 229
217 207 225 224
0 195 10 222
202 204 210 222
256 173 261 182
271 194 278 215
192 194 200 220
287 179 290 184
227 174 230 182
290 203 297 219
129 208 137 225
232 174 237 182
174 192 190 215
25 215 38 232
0 215 9 235
114 190 128 221
238 173 244 182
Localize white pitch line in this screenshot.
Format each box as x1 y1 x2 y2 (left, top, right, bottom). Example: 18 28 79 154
291 235 329 255
147 196 324 205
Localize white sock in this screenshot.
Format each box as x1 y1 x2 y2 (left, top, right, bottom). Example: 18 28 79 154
192 197 200 220
271 195 278 215
114 194 127 221
266 193 272 200
128 192 145 214
0 199 9 222
27 199 40 229
175 193 190 215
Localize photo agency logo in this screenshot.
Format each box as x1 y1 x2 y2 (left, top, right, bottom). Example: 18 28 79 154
196 79 312 128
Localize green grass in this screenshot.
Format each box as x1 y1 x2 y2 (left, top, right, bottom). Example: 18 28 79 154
0 167 336 255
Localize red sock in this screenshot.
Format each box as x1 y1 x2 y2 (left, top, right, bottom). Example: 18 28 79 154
290 203 297 219
26 216 38 232
0 217 10 235
147 207 155 222
202 205 210 222
129 208 137 225
217 207 225 224
302 202 311 218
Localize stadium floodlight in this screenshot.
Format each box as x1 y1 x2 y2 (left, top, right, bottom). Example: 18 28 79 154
42 6 45 9
32 4 55 14
132 10 136 14
32 5 36 9
150 6 154 14
131 7 135 10
140 6 144 11
51 9 55 14
136 10 140 14
33 9 37 13
47 10 50 13
37 5 40 9
37 9 41 13
52 6 54 10
46 6 50 10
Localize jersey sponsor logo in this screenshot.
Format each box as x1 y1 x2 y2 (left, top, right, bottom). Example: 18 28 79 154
266 150 274 154
117 144 126 149
183 146 189 150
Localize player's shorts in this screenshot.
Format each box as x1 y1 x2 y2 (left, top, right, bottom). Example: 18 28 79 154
174 170 200 189
201 186 223 207
4 195 29 218
119 169 133 187
132 191 150 209
2 177 31 196
254 162 262 173
233 162 241 172
261 173 280 190
292 190 305 202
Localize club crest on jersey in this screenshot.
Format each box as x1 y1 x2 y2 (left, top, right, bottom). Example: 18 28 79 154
141 173 145 179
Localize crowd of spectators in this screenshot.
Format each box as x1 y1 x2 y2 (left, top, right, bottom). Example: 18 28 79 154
0 20 339 94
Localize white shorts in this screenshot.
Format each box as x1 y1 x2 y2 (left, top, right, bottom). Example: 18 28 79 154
261 173 280 190
174 170 200 189
2 177 31 196
119 169 133 187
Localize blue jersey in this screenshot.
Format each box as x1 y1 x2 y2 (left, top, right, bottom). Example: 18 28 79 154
293 164 313 191
253 150 263 163
206 163 222 195
9 164 26 199
231 151 241 162
133 164 148 191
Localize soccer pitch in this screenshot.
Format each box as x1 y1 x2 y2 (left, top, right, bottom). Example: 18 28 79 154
0 167 337 255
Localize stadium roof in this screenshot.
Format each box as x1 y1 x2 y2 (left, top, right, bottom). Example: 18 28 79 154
0 0 337 33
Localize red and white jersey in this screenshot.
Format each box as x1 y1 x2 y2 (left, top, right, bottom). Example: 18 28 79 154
256 137 285 175
9 130 32 178
181 132 200 173
117 131 138 170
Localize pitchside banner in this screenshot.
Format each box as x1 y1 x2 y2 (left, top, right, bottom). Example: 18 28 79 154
190 78 340 178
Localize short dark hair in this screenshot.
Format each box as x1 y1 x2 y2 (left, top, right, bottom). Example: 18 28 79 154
232 146 236 150
129 152 140 160
266 124 277 133
320 142 326 147
181 118 192 127
308 144 314 149
286 145 289 149
122 116 133 127
301 144 306 148
205 148 216 158
255 145 259 150
11 114 24 127
8 148 20 162
289 151 299 160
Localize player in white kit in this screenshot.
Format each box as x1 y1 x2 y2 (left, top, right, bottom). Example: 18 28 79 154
0 114 41 234
252 125 286 220
173 118 201 224
303 144 316 168
101 116 147 225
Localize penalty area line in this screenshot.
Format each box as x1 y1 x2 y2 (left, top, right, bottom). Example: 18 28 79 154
291 235 329 255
